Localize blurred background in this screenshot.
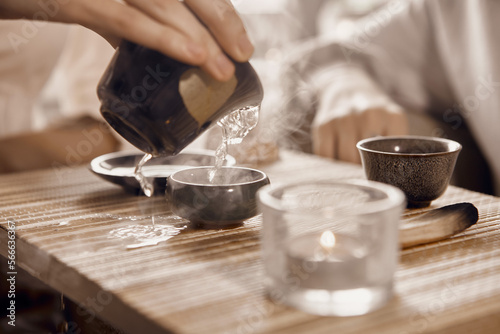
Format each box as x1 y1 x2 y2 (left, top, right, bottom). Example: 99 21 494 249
203 0 392 162
35 0 389 135
1 0 494 196
23 0 387 171
1 1 497 332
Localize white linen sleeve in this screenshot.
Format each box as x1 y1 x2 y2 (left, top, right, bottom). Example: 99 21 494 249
53 25 115 120
310 64 404 127
283 0 454 122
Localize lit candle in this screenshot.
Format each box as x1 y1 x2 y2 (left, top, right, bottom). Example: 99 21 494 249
286 231 368 290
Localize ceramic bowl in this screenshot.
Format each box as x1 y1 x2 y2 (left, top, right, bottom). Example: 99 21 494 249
166 166 270 228
90 149 236 195
357 136 461 208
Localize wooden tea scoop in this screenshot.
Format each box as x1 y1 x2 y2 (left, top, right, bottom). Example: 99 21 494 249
400 202 478 249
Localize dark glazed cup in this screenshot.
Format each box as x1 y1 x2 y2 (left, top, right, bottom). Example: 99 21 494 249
97 40 263 157
357 136 462 208
166 166 270 228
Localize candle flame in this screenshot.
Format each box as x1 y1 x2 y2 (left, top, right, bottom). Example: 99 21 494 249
320 230 336 250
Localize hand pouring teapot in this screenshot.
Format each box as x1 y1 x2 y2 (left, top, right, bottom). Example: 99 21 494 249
97 40 264 156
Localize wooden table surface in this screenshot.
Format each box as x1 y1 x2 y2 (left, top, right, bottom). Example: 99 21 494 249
1 150 500 334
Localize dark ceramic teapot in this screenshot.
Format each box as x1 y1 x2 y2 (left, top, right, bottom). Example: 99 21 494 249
97 40 263 156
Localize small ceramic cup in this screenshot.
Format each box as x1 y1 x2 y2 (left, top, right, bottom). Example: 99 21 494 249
166 166 270 228
357 136 462 208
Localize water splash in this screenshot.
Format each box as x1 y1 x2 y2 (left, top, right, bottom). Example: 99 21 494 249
218 105 260 145
108 222 187 249
209 105 260 181
134 153 154 197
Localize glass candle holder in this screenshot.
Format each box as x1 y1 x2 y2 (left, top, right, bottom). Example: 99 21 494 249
258 179 405 316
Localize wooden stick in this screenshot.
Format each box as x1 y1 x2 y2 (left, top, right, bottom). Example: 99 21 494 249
400 202 478 249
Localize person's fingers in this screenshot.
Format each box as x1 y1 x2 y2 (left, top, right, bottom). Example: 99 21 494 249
96 33 121 49
335 115 361 164
123 0 204 40
2 0 245 81
385 110 409 135
313 108 409 164
60 0 208 66
313 122 336 159
359 108 387 138
185 0 254 62
359 108 409 142
0 0 38 19
124 0 235 81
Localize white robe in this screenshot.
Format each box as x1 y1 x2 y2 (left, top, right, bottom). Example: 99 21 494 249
287 0 500 193
0 21 114 135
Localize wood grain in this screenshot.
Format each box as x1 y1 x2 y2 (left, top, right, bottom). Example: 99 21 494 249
1 150 500 334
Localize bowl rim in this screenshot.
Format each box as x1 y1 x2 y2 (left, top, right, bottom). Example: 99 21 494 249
356 135 462 156
169 166 269 187
89 148 236 177
257 178 406 216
